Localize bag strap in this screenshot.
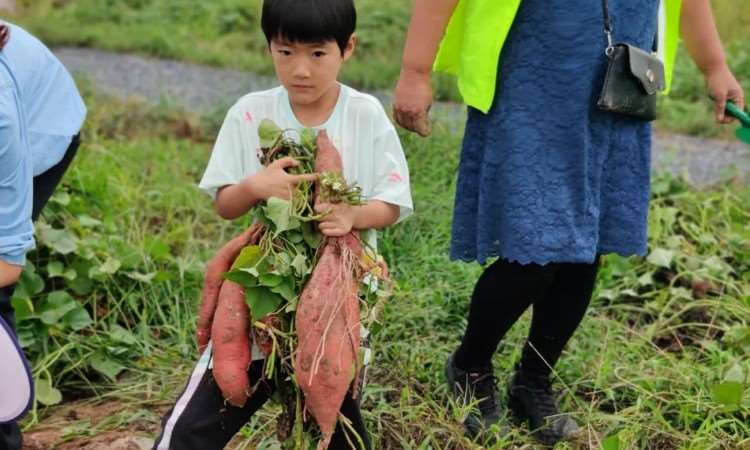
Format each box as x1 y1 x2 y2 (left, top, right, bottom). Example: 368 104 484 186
602 0 660 55
602 0 615 55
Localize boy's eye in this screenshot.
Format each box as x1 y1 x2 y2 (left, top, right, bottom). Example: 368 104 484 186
312 51 326 58
278 49 292 56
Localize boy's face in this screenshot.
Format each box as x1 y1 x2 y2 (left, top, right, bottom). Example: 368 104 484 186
270 35 356 106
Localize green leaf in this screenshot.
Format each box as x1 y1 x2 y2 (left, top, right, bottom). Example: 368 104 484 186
601 433 620 450
51 190 71 206
145 237 172 261
291 254 309 276
17 266 45 298
264 197 299 234
98 257 121 275
10 297 33 321
39 291 78 326
647 248 674 269
302 221 322 248
259 273 283 288
245 287 283 321
300 128 317 151
35 377 62 406
126 271 157 283
272 252 292 276
271 278 297 301
63 268 77 281
287 230 304 244
77 215 102 228
724 362 746 384
223 269 259 287
39 226 77 255
711 382 744 406
636 272 653 287
47 261 64 278
67 275 93 296
110 324 137 345
61 307 93 331
258 118 283 148
91 353 125 381
231 245 264 270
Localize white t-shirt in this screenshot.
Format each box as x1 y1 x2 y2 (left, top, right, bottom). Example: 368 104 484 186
199 84 414 250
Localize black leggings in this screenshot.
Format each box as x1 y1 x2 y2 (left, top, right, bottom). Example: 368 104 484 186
0 135 80 450
454 257 600 376
153 357 371 450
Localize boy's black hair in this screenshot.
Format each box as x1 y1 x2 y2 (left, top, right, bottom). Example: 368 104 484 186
261 0 356 54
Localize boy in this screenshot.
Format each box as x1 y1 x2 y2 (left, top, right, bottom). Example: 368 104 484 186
152 1 412 449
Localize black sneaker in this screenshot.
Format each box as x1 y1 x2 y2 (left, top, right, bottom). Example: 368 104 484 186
507 369 580 446
444 352 505 439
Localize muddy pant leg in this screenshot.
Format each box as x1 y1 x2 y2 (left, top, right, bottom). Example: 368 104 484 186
152 348 272 450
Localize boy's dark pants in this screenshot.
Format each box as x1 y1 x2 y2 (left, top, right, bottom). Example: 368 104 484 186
0 135 80 450
153 346 371 450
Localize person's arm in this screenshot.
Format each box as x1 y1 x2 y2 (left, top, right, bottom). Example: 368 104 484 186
215 158 318 220
0 261 23 288
393 0 459 136
0 88 34 288
680 0 745 123
315 201 400 237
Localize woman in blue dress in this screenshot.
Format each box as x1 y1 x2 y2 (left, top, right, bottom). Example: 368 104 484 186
393 0 743 445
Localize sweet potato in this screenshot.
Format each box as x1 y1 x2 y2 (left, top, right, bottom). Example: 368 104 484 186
211 279 253 407
314 130 342 174
196 224 264 352
295 238 362 448
293 131 364 449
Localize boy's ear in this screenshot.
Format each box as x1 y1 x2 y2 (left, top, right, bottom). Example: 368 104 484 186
343 33 357 61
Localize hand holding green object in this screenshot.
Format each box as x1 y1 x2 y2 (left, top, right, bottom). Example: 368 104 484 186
725 101 750 144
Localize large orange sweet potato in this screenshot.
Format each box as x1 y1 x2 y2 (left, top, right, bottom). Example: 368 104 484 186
294 131 363 449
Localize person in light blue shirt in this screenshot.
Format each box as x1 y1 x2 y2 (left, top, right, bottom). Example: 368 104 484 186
0 21 86 450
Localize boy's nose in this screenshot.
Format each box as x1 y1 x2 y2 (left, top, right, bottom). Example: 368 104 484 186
293 63 312 79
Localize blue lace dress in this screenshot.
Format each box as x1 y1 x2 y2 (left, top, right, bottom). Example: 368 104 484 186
450 0 660 265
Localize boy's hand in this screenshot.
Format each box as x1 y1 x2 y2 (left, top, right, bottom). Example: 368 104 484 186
315 202 357 237
246 157 318 201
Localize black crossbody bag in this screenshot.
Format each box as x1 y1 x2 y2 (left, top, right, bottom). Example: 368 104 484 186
597 0 665 121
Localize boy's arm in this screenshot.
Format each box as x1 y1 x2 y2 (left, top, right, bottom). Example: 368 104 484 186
353 201 401 230
680 0 744 123
315 201 400 237
215 157 318 220
393 0 459 136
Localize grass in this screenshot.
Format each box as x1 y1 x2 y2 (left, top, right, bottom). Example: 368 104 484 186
8 0 749 138
15 86 750 448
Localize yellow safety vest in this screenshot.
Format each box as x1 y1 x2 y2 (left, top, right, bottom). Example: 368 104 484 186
434 0 682 113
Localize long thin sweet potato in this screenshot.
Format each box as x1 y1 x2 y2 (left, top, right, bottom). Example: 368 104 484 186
294 131 364 449
212 279 253 407
295 239 361 448
196 224 264 352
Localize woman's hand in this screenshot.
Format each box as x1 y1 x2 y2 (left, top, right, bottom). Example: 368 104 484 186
315 202 357 237
394 69 433 137
704 65 745 124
